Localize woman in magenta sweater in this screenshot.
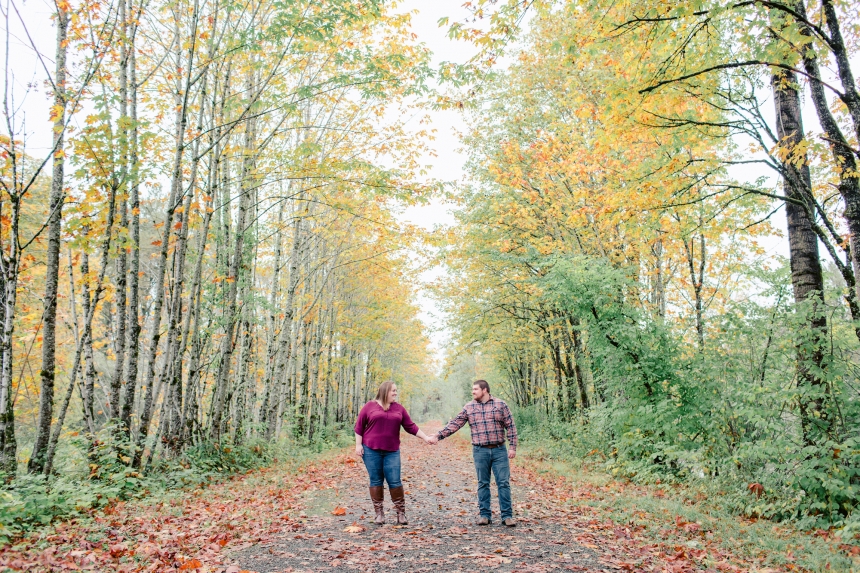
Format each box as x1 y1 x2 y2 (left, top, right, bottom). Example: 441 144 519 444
355 381 433 525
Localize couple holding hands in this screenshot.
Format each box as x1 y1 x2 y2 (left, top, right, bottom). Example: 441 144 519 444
354 380 518 527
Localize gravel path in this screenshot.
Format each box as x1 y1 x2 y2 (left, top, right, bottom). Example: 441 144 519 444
231 434 606 572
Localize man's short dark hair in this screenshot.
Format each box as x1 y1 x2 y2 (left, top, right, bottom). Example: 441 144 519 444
473 380 490 394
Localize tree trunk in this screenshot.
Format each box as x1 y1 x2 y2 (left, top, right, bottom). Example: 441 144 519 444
108 0 131 422
772 70 830 445
266 210 303 438
29 6 69 473
80 250 96 435
0 259 17 473
683 230 706 351
44 176 118 474
120 24 141 434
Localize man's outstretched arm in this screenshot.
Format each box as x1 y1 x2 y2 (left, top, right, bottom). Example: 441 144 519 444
434 407 469 443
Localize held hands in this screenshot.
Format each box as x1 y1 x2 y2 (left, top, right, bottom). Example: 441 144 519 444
508 449 516 460
355 444 363 457
424 435 439 445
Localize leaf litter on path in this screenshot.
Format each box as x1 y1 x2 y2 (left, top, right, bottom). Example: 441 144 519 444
0 428 824 572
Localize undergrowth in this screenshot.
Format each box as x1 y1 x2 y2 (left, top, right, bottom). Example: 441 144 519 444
516 409 859 572
0 422 352 542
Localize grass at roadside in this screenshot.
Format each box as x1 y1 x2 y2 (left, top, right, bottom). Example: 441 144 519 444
0 439 357 572
520 440 859 572
0 434 354 572
0 425 353 544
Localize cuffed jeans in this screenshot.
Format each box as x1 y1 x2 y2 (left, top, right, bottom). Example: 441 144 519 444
362 446 402 488
472 444 512 520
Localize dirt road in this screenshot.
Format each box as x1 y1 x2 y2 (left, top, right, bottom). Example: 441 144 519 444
233 434 630 572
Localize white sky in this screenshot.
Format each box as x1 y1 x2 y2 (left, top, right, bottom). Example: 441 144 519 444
396 1 478 364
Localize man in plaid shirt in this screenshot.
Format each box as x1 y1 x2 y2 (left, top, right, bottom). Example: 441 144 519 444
430 380 518 526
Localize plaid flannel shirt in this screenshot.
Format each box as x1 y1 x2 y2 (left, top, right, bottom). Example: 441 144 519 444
436 396 518 450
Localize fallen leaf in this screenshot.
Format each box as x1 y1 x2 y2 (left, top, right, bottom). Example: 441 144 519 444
343 522 365 534
331 507 347 516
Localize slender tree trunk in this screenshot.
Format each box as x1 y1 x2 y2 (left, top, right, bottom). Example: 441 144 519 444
29 6 69 473
43 254 81 475
108 0 131 422
120 24 141 433
183 65 225 443
80 250 96 435
652 234 666 319
260 197 286 430
683 230 706 351
569 317 593 407
163 86 207 452
267 211 303 438
44 178 118 474
0 258 18 473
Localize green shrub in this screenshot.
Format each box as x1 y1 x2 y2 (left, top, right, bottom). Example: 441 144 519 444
0 423 343 541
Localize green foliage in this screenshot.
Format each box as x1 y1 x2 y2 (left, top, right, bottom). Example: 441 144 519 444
0 424 344 541
502 256 860 533
520 430 859 572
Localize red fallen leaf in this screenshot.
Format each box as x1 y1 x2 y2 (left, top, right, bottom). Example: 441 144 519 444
683 522 700 533
331 507 347 516
109 544 126 558
748 483 764 498
178 559 203 570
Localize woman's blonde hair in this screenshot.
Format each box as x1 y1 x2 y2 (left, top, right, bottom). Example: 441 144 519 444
374 381 396 411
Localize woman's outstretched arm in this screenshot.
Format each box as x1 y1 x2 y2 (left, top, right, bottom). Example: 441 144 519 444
415 429 434 443
399 407 432 443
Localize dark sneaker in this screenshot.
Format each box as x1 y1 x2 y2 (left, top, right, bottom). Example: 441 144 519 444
502 518 516 527
476 516 491 525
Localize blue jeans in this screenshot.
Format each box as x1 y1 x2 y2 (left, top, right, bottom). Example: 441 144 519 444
472 445 512 520
362 446 402 488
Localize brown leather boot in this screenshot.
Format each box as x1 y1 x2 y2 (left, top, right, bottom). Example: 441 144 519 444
369 486 385 525
389 486 407 525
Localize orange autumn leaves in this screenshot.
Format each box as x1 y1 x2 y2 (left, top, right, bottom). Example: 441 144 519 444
451 6 771 331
